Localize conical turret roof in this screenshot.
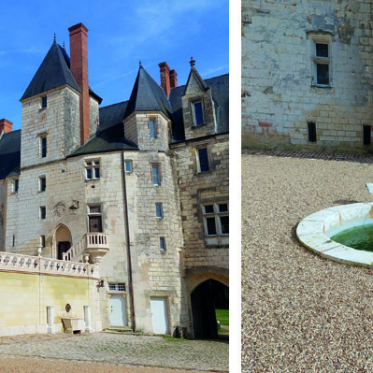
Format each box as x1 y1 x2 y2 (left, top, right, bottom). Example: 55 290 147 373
125 65 172 118
21 41 81 101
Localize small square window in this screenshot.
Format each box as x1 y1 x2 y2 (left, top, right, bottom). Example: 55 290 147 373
160 237 166 251
156 203 163 218
40 206 46 220
204 205 214 214
315 43 329 58
125 160 133 172
149 119 157 139
152 165 161 186
197 148 210 172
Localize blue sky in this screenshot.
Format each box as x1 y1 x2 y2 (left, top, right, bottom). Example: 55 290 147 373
0 0 229 130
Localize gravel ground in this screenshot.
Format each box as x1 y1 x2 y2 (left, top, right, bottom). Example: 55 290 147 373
242 153 373 372
0 333 228 373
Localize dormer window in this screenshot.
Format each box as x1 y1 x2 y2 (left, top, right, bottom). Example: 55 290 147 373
193 101 204 126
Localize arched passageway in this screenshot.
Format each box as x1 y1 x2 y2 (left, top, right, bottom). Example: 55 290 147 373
191 279 229 339
53 225 72 260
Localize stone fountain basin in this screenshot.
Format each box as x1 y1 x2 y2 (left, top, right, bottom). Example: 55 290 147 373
296 202 373 268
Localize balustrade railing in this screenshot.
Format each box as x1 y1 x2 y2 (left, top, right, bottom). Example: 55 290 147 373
0 252 99 279
63 233 110 262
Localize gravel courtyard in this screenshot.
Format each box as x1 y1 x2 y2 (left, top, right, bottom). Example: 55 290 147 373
0 332 228 373
242 153 373 372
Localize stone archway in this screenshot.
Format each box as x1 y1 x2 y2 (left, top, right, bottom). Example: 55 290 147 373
191 279 229 339
52 224 72 260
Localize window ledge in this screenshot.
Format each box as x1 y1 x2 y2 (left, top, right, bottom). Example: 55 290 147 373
192 123 207 129
311 84 333 89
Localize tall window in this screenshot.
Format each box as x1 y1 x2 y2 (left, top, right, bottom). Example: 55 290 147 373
160 237 166 251
85 159 100 180
39 176 46 192
197 148 210 172
149 118 157 139
41 96 47 109
193 101 204 125
314 42 330 87
13 179 19 193
307 122 317 143
152 165 161 186
40 135 47 158
202 203 229 236
155 203 163 218
40 206 46 220
88 205 103 233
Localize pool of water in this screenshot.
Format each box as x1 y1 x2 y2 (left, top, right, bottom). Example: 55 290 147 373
331 223 373 252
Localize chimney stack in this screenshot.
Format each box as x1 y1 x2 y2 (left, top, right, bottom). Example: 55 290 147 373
159 62 171 97
170 69 178 89
0 119 13 134
69 23 90 145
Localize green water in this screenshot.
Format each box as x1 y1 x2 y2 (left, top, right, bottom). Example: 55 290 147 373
331 223 373 252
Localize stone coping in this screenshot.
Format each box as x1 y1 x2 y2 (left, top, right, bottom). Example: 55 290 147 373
296 202 373 268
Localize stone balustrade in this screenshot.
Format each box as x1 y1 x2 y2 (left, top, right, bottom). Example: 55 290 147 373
0 252 100 279
63 233 110 263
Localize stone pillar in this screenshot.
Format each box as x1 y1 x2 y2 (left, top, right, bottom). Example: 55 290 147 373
84 305 92 332
46 306 55 333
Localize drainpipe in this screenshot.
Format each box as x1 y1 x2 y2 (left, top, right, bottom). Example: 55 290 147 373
121 153 136 331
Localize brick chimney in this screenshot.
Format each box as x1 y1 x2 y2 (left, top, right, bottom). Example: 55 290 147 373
69 23 90 145
170 69 178 89
0 119 12 134
159 62 171 97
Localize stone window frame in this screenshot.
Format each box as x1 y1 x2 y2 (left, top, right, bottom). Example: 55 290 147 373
87 204 103 233
40 95 47 109
151 163 162 186
160 237 166 251
202 202 229 237
38 175 47 192
12 178 19 193
308 33 332 88
40 206 46 220
84 158 101 181
155 203 164 219
39 133 48 158
190 97 205 126
149 117 158 139
124 160 133 173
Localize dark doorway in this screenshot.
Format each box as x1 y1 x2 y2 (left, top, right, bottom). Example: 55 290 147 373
191 279 229 339
58 241 71 260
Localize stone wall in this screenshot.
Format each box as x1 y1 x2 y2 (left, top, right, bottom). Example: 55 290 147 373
242 0 373 152
171 134 229 275
0 181 5 251
0 269 100 336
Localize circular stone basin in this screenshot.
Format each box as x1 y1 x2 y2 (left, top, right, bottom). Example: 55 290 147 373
296 202 373 268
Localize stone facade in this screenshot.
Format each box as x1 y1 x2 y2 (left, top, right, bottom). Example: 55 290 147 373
242 0 373 152
0 23 229 337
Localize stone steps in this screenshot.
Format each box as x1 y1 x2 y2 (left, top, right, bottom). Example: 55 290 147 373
103 327 141 335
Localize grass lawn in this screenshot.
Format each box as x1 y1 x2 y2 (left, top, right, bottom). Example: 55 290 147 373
216 309 229 333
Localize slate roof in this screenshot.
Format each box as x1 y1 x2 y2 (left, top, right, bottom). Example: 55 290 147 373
21 42 81 101
125 66 172 119
69 101 138 157
0 130 21 179
1 49 228 178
